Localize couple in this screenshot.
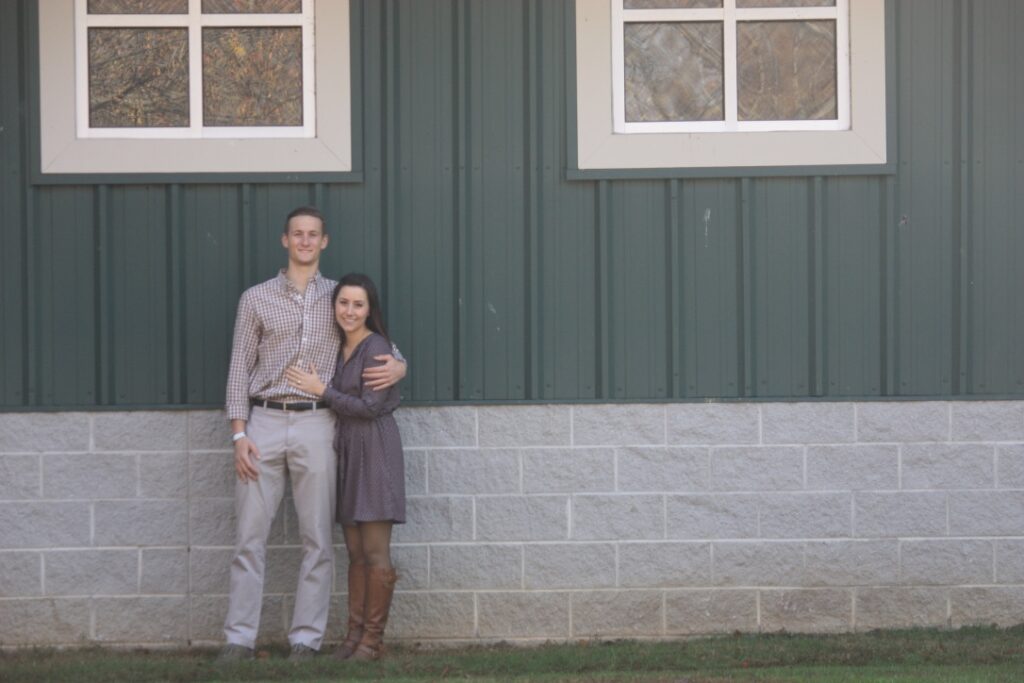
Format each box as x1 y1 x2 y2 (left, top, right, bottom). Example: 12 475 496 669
221 206 406 662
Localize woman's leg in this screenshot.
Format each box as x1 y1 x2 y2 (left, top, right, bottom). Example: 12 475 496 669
334 525 368 659
358 521 393 569
352 521 397 660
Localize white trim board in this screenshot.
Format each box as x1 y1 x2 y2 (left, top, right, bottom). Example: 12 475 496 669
576 0 886 170
39 0 351 174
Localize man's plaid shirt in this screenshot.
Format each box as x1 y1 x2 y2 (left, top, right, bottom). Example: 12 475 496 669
225 270 340 421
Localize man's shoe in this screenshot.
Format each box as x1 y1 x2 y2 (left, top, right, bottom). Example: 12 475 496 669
216 643 254 662
288 643 317 662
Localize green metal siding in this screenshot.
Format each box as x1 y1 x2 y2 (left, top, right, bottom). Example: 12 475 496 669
1 0 1023 409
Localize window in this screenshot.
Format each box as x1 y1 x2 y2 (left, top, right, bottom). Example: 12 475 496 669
38 0 353 177
574 0 888 174
615 0 849 133
77 0 315 139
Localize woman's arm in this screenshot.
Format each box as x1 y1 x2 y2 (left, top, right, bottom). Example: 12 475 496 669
286 336 397 419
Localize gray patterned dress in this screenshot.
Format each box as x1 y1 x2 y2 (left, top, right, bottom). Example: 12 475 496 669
322 332 406 525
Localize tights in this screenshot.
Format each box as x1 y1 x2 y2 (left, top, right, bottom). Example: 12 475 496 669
343 521 393 570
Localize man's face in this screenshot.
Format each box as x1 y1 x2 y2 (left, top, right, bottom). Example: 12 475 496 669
281 215 328 267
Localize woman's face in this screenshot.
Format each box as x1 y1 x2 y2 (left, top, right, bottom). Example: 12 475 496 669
335 285 370 336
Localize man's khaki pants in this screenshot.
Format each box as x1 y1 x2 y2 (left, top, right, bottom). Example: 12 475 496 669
223 405 337 650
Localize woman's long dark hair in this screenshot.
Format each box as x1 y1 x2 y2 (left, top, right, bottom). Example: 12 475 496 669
333 272 389 346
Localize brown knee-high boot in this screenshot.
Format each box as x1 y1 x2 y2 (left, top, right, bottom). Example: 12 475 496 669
350 567 397 661
333 564 367 659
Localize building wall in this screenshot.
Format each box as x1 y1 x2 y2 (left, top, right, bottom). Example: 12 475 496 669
2 400 1023 646
3 1 1024 408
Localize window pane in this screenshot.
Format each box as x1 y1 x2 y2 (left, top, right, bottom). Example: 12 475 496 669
88 28 189 127
737 20 836 120
202 28 303 126
624 1 722 8
87 0 188 13
736 1 835 7
202 0 302 12
625 22 723 122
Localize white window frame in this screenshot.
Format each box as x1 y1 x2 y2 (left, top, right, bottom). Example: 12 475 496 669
612 0 850 133
75 0 316 139
38 0 352 176
574 0 887 171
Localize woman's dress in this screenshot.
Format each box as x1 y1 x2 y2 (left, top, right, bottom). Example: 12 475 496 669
322 332 405 524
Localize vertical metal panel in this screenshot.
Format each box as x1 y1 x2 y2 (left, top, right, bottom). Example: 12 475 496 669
35 188 97 406
967 0 1024 394
108 186 171 404
604 181 671 399
679 180 742 398
894 0 958 396
0 0 26 406
180 186 243 405
538 0 597 400
823 177 885 396
384 0 458 400
461 0 529 400
748 179 812 397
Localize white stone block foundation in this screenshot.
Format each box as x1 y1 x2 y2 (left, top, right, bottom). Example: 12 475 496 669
1 401 1023 646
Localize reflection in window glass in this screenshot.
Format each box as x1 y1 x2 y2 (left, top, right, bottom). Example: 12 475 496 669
87 0 188 13
202 27 303 126
88 28 189 127
625 22 724 122
737 20 836 120
202 0 302 13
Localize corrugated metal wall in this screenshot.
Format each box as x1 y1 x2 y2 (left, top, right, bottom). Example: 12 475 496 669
1 0 1023 409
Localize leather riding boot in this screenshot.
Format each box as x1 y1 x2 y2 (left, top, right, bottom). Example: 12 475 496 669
333 564 367 660
350 567 398 661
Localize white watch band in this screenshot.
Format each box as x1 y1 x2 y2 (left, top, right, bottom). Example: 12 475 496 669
231 431 247 443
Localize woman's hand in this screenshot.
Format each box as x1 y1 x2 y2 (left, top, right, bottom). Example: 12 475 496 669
285 363 326 397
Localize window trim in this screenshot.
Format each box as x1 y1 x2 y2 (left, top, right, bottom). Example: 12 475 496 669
569 0 894 179
34 0 360 183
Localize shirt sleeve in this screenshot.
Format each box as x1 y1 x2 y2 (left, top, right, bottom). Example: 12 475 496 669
225 290 260 421
391 342 406 365
322 336 398 419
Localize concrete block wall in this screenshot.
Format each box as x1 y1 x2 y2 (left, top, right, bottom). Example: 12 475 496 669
2 401 1023 646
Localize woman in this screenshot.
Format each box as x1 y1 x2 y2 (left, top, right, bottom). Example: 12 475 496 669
285 273 405 661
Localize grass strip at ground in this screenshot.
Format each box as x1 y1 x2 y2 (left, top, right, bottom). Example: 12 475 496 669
1 625 1022 682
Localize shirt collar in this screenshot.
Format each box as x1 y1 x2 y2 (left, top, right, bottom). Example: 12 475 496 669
276 269 324 296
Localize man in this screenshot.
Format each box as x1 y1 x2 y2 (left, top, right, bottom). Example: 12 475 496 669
220 206 406 661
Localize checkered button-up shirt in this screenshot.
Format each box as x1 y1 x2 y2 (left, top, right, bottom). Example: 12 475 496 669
225 270 340 421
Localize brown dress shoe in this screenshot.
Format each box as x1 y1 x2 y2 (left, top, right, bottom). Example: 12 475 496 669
349 567 398 661
333 563 367 660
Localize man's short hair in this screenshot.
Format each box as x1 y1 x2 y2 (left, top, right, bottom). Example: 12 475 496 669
284 206 326 234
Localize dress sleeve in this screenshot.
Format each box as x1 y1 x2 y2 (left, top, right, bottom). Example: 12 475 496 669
322 335 397 419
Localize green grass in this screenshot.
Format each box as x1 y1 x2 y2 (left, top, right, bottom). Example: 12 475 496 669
2 626 1023 682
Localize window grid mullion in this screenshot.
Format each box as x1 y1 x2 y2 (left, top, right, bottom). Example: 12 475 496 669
188 0 203 134
723 0 737 129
